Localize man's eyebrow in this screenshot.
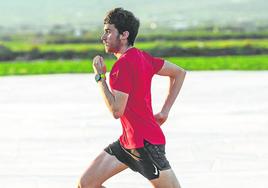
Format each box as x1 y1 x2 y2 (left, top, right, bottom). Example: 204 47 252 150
104 28 111 31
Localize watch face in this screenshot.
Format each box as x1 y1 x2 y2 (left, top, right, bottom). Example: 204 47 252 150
95 74 101 82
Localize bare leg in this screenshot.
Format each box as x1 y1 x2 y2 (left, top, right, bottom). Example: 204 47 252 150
78 151 128 188
149 169 181 188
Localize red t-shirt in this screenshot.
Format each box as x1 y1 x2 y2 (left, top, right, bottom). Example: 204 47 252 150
109 47 165 149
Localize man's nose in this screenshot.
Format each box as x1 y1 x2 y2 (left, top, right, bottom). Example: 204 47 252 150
101 33 106 41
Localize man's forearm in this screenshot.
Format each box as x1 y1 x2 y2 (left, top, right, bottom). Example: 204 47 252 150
97 79 116 114
161 71 186 114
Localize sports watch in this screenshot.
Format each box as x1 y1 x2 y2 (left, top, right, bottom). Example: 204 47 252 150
95 73 106 82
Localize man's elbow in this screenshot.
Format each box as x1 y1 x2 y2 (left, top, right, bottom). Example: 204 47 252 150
174 66 186 78
112 110 123 119
181 69 187 77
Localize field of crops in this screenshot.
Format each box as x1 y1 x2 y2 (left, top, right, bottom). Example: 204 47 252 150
1 29 268 76
2 39 268 52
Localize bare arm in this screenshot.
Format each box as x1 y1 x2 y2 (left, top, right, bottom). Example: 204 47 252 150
92 55 128 119
154 60 186 125
98 80 129 119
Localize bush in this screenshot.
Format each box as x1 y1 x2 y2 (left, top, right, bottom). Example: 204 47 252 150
0 45 15 61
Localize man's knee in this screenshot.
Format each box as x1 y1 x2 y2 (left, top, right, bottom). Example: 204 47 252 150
78 176 103 188
153 182 180 188
152 182 181 188
150 169 181 188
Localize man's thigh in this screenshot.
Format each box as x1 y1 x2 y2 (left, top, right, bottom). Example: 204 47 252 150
79 151 128 187
149 169 181 188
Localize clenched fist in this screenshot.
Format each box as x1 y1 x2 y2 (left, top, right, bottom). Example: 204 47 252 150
92 55 107 74
154 111 168 126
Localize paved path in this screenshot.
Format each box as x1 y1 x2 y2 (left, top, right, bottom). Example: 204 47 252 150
0 71 268 188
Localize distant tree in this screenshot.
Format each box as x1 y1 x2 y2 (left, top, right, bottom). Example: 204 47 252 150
0 45 15 61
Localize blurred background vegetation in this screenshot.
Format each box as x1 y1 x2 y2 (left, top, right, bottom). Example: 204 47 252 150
0 0 268 76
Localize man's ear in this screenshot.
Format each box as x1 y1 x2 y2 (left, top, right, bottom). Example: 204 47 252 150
120 31 129 40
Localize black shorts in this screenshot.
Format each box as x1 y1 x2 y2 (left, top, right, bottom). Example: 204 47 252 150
104 140 171 180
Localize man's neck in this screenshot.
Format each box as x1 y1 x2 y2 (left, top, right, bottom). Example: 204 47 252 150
114 45 133 59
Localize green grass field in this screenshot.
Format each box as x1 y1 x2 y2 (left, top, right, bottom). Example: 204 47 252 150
1 55 268 76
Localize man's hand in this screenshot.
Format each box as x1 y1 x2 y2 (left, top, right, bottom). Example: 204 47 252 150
93 55 107 74
154 111 168 126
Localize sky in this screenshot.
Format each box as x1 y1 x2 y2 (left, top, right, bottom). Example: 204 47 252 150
0 0 267 31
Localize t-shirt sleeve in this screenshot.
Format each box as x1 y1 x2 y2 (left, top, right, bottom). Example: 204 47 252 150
109 61 132 94
152 56 165 74
143 51 165 74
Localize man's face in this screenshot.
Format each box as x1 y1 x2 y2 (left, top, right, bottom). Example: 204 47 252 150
101 24 121 53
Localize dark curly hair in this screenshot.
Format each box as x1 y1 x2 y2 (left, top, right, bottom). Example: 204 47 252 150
104 8 140 46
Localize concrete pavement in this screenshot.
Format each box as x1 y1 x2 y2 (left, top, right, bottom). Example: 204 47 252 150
0 71 267 188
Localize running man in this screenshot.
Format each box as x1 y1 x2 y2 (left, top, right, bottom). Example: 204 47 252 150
78 8 186 188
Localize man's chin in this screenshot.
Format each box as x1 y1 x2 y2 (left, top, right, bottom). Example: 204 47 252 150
105 47 115 54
